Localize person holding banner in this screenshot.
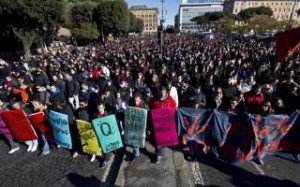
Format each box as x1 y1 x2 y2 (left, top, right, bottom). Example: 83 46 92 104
131 92 149 158
150 86 176 163
92 101 110 168
76 98 96 162
0 99 20 154
31 99 51 156
11 100 39 152
54 99 79 158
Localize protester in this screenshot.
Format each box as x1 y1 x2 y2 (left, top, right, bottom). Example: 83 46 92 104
0 99 20 154
93 101 110 168
31 98 51 156
130 92 148 159
150 86 176 163
11 100 39 152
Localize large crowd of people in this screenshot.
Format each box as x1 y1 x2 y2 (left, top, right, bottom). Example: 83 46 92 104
0 34 299 167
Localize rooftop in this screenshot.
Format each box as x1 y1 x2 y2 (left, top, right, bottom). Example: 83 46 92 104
130 5 158 11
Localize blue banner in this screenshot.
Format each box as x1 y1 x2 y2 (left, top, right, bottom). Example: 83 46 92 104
48 110 72 149
178 108 300 163
92 115 123 153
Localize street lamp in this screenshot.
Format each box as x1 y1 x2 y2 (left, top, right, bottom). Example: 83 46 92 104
286 0 299 29
159 0 165 57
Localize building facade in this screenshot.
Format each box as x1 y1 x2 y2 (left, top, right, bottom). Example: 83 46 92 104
179 0 224 32
130 5 159 33
224 0 300 21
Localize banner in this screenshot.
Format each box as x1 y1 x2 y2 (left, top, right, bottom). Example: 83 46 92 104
76 120 102 156
250 112 300 156
177 108 211 154
125 107 148 148
1 110 37 142
151 108 178 147
28 112 55 142
48 110 72 149
92 115 123 153
0 110 13 140
178 108 300 163
275 111 300 153
222 114 257 162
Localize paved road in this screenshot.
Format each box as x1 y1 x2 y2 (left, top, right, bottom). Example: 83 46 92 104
0 138 122 187
190 154 300 187
2 136 300 187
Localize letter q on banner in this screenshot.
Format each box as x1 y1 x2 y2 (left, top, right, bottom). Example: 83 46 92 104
92 115 123 153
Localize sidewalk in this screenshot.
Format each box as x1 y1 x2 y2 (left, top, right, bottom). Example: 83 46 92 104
115 142 193 187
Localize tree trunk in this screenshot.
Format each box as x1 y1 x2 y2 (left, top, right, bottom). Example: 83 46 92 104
12 29 36 60
21 39 32 60
40 38 48 54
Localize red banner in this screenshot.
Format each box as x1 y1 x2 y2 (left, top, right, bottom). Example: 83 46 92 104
28 112 55 142
151 108 178 147
1 110 37 142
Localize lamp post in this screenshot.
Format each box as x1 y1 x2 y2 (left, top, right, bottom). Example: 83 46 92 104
286 0 299 30
160 0 165 57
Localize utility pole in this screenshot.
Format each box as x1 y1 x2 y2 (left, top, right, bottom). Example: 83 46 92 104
160 0 165 57
286 0 299 30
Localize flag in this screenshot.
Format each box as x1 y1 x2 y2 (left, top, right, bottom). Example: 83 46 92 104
276 27 300 62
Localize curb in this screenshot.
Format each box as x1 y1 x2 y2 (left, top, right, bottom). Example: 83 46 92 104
114 147 129 187
173 150 193 187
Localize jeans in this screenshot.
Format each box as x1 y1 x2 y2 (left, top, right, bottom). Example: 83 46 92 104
133 147 140 157
8 139 18 149
41 135 50 152
156 146 164 157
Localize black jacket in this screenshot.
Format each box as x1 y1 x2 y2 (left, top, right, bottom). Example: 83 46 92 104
65 78 79 97
56 103 75 125
76 107 90 122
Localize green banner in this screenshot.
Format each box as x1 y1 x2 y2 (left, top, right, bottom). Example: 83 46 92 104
125 107 148 148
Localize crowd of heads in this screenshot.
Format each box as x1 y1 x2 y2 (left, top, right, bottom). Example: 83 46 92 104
0 34 299 118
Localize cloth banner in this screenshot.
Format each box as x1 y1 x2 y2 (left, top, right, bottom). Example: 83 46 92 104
151 108 178 147
48 110 72 149
0 110 14 140
276 27 300 61
1 109 37 142
275 111 300 153
125 107 148 148
76 120 102 156
177 108 211 154
28 112 55 142
178 108 300 163
92 115 123 153
222 113 257 162
250 111 300 157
